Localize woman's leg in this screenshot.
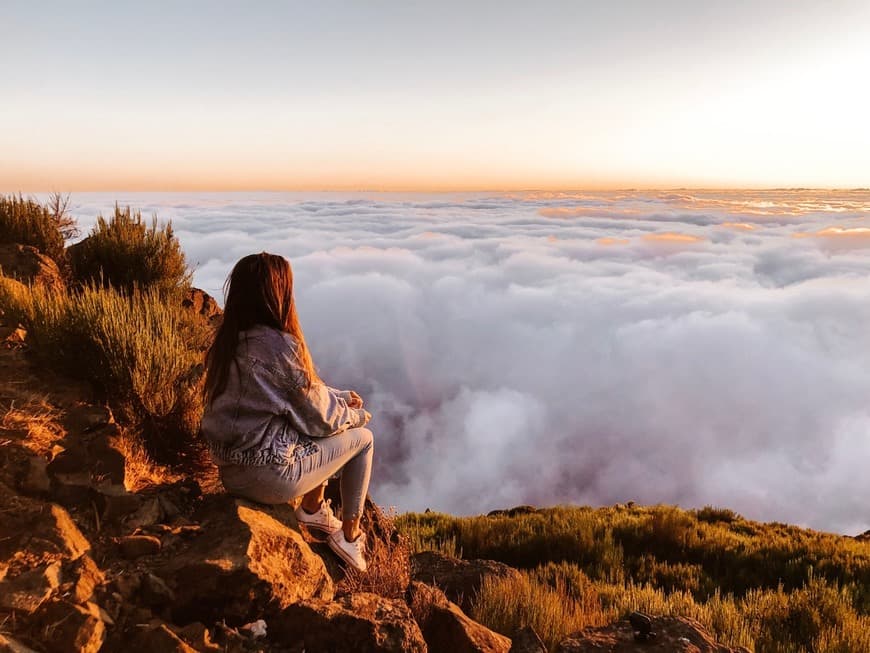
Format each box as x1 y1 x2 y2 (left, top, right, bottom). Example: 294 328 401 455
294 427 373 539
219 428 374 513
300 483 327 514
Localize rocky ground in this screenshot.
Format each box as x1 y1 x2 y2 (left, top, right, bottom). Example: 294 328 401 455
0 243 748 652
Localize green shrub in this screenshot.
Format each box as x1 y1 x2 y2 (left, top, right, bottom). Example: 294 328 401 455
0 194 67 263
1 278 208 458
69 205 190 295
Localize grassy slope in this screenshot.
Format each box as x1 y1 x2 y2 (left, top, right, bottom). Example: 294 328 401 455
397 506 870 651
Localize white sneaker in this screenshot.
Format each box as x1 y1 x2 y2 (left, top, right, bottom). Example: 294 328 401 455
295 499 342 535
328 530 367 572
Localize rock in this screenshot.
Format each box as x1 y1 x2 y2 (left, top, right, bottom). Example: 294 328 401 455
0 325 27 345
0 634 37 653
159 496 333 625
158 493 182 519
126 496 164 529
407 581 511 653
33 600 106 653
411 551 523 611
272 592 427 653
182 287 223 323
46 446 88 475
0 483 90 565
64 555 105 604
172 622 221 652
49 472 93 508
64 404 114 434
21 456 50 494
0 561 61 613
118 534 162 559
113 572 142 601
240 619 268 638
211 622 252 653
556 615 750 653
140 572 175 607
510 626 547 653
86 432 126 485
0 244 64 291
129 624 198 653
95 484 143 522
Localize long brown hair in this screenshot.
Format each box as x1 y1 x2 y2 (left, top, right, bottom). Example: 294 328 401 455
204 252 319 402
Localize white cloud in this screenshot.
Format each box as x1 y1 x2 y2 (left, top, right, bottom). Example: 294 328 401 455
62 190 870 534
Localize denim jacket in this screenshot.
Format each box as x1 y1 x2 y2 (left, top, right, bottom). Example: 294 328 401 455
200 324 368 466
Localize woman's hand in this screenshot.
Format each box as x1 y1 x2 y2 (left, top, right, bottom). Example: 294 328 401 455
347 391 364 409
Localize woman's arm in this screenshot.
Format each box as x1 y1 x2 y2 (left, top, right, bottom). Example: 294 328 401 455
273 332 368 437
328 386 363 408
290 381 369 437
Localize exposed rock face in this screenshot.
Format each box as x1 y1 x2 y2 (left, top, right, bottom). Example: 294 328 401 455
556 616 751 653
182 287 222 323
0 244 64 291
411 551 523 611
407 581 511 653
159 496 334 625
272 592 427 653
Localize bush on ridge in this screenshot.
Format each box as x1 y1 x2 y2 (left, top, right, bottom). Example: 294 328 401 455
69 205 190 295
0 194 68 264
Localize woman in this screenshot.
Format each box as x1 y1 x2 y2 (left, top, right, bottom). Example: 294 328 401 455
200 252 373 572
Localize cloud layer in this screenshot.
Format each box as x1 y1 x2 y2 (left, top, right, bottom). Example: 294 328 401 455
67 189 870 534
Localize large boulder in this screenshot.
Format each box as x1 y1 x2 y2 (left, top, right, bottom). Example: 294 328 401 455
407 581 511 653
411 551 523 611
556 615 751 653
272 592 427 653
0 244 64 291
158 496 333 625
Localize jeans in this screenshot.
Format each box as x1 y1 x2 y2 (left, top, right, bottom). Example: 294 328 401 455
219 427 374 520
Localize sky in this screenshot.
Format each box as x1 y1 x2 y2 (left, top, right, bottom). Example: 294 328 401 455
3 1 870 191
62 189 870 534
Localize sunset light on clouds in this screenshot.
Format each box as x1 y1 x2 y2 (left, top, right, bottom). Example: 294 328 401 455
3 0 870 191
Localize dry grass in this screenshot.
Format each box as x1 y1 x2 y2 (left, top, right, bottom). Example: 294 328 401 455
113 428 182 492
399 507 870 652
0 397 63 455
0 277 209 461
472 570 608 650
339 506 411 600
0 194 67 264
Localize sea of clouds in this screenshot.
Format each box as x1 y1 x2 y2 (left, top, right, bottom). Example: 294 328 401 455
65 189 870 534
